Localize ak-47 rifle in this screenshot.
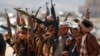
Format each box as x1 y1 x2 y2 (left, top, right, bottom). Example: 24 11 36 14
5 9 12 38
50 1 59 53
26 8 29 13
16 8 21 26
33 6 41 28
51 0 56 22
45 2 50 20
50 1 60 54
63 13 71 21
34 6 41 17
50 0 58 31
5 9 13 46
0 25 8 30
85 8 90 20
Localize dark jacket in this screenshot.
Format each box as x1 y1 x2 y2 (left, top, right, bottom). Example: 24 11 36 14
85 33 99 56
68 40 78 56
0 33 6 56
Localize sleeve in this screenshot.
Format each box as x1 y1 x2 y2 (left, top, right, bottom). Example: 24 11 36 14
88 34 100 56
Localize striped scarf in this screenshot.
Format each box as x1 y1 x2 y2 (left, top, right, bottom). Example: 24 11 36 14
80 34 88 56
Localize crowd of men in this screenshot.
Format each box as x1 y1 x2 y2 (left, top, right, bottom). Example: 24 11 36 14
0 1 100 56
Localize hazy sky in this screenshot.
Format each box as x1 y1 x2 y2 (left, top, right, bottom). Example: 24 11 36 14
0 0 85 13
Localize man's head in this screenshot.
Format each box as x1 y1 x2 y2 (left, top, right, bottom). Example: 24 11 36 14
70 21 80 37
59 22 70 36
79 19 94 34
43 25 56 39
